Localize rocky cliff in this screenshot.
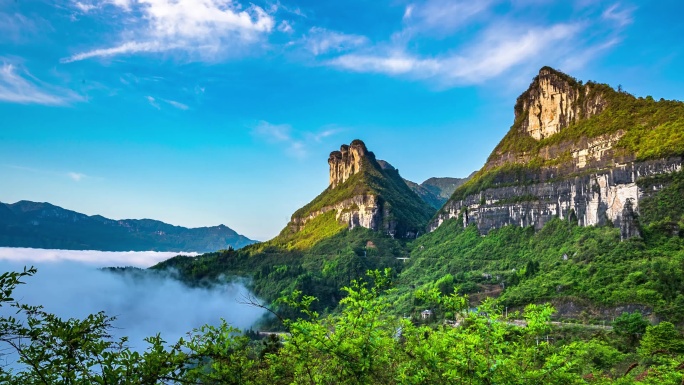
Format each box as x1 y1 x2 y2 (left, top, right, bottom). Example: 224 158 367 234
431 67 684 237
285 140 434 241
515 67 606 141
328 139 368 189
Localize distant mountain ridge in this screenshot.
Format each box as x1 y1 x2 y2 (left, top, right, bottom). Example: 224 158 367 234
0 200 255 253
376 160 473 209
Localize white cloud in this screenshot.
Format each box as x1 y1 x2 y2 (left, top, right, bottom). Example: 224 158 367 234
403 5 414 19
62 41 167 63
64 0 275 62
403 0 497 34
329 23 581 85
305 27 368 56
330 53 440 76
254 121 293 142
277 20 293 33
73 1 97 12
309 127 341 142
602 3 635 27
146 95 160 109
145 95 190 110
163 99 189 110
0 63 83 106
67 172 87 181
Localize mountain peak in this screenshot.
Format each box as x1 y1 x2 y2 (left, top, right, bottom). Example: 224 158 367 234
328 139 371 189
513 66 607 141
272 140 435 248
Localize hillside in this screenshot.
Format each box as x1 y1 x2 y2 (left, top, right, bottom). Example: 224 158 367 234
0 201 255 252
376 159 472 209
153 140 435 318
404 175 473 211
268 140 435 250
432 67 684 235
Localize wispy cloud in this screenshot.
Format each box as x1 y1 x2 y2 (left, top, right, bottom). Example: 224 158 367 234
146 95 189 110
0 63 83 106
301 1 633 88
67 172 87 181
73 1 97 12
63 0 275 62
163 99 189 110
5 164 94 182
252 121 342 158
304 27 368 55
602 3 635 27
277 20 294 33
402 0 496 35
329 23 581 85
62 41 167 63
146 95 160 109
0 11 52 44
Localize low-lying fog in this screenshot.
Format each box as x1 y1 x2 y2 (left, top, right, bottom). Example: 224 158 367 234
0 248 266 352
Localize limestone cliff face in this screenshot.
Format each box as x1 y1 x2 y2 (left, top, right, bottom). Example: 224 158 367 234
290 194 386 233
516 67 606 141
431 67 682 238
430 158 682 234
328 140 368 189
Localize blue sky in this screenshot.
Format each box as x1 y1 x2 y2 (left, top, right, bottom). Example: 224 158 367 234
1 0 683 241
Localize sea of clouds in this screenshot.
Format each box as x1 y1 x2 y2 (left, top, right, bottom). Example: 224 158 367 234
0 248 266 353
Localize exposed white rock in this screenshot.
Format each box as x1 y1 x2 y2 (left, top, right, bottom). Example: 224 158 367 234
429 158 683 238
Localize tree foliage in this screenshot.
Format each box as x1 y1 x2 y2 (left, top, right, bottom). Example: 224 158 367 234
3 268 684 384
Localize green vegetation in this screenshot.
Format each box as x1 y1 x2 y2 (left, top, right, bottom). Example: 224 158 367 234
266 210 348 251
637 170 684 227
392 216 684 321
4 268 684 384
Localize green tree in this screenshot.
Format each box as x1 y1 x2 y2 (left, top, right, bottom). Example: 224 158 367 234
613 311 650 348
638 322 684 357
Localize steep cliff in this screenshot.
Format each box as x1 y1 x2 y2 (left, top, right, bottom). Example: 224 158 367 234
431 67 684 236
274 140 434 248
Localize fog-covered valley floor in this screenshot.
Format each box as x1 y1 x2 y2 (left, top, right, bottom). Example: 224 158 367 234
0 248 266 352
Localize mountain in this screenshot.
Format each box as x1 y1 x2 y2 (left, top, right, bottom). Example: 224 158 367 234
405 175 473 209
267 140 435 250
376 159 472 209
0 201 255 253
153 68 684 328
431 67 684 238
154 140 435 318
